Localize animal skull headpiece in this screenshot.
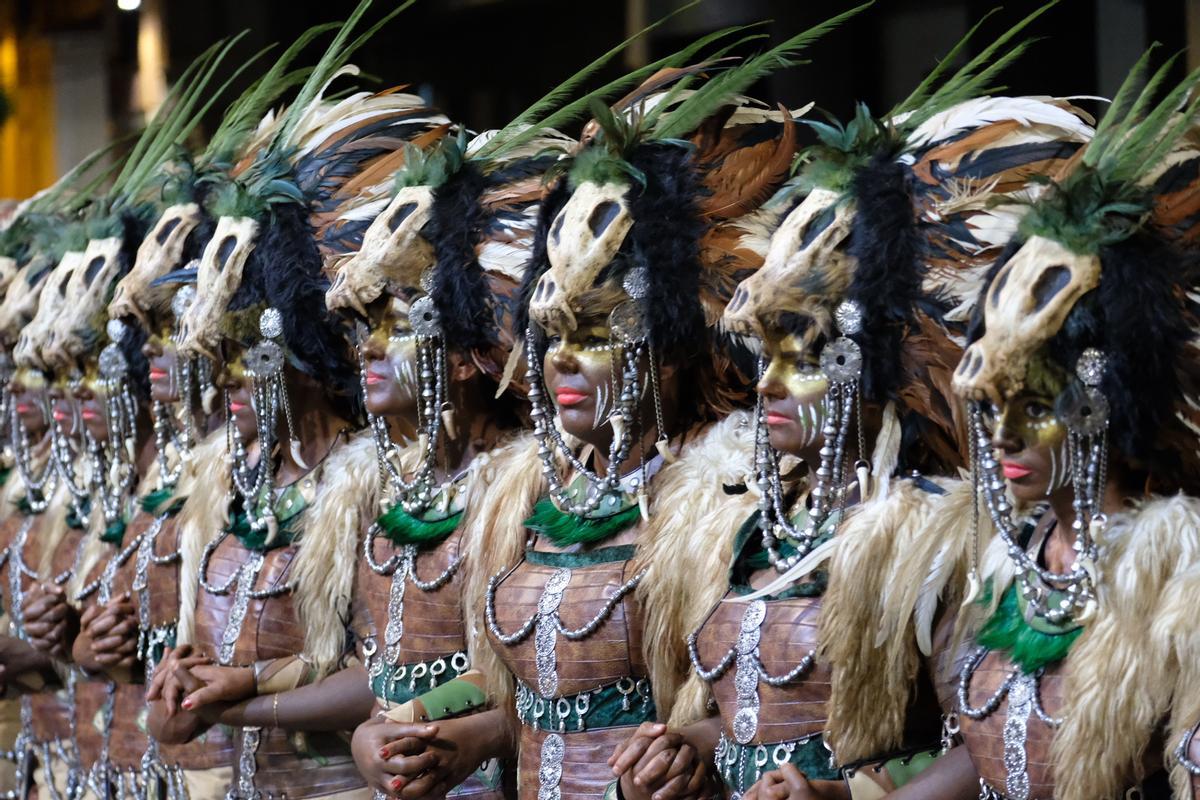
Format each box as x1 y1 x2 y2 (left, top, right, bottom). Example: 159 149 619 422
44 236 125 371
15 251 86 372
0 260 54 350
177 216 260 360
110 203 205 327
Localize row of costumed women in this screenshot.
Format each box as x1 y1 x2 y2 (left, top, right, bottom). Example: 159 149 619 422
1 1 1199 799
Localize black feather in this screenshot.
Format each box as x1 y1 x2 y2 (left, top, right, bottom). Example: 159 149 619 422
846 153 923 403
426 162 494 354
230 202 359 420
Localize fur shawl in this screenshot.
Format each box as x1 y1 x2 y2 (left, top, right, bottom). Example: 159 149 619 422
819 475 977 763
634 410 758 727
1049 494 1200 800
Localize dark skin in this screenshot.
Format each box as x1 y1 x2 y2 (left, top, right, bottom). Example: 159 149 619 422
356 317 689 800
146 345 355 741
10 367 50 436
853 390 1130 800
610 328 861 800
26 363 156 676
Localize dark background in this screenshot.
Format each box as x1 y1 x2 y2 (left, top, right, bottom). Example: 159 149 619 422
8 0 1195 153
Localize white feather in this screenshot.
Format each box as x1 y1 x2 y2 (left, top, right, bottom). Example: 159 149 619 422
906 96 1094 148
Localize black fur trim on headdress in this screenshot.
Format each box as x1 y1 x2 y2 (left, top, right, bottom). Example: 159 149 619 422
117 322 151 401
230 202 359 419
624 142 707 358
426 162 494 353
846 152 923 403
1054 232 1197 486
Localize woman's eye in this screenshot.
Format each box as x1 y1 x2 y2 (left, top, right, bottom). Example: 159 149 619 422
584 337 608 348
1024 401 1051 420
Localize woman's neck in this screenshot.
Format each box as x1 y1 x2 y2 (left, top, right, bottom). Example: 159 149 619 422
274 394 347 485
1044 478 1127 572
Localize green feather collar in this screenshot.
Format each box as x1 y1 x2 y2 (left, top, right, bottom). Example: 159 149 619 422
525 495 640 548
376 505 463 547
978 582 1083 674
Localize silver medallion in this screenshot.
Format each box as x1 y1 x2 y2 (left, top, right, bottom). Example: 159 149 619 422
258 307 284 340
834 299 864 336
732 600 766 744
537 733 566 800
1002 674 1035 800
384 547 415 666
819 336 862 383
535 568 571 698
218 552 265 666
409 296 442 338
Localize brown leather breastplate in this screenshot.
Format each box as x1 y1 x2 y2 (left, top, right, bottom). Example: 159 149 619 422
193 534 362 798
352 528 468 666
144 514 183 633
958 649 1065 799
487 550 647 699
695 591 828 745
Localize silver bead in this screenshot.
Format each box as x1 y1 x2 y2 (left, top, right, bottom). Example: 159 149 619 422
259 307 284 339
1075 348 1107 387
106 319 128 343
834 299 864 336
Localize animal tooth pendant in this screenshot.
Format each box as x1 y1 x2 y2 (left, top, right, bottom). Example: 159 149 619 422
962 569 981 606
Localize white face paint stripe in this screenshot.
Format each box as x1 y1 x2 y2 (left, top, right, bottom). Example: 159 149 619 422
593 380 610 429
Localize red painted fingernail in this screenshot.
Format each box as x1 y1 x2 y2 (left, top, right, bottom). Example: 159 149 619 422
391 779 404 790
378 749 388 758
182 700 192 710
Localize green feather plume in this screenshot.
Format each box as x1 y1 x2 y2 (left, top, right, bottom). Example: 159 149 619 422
652 2 871 141
1019 45 1200 253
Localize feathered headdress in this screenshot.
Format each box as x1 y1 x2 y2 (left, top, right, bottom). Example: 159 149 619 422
722 2 1092 473
175 0 444 413
519 5 869 422
955 45 1200 492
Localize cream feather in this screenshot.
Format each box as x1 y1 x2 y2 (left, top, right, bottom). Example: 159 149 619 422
174 430 232 646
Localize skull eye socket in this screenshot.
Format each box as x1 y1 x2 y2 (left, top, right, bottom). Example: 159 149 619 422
1031 265 1071 312
551 212 565 245
588 201 621 238
156 217 182 245
216 236 238 272
57 271 73 296
534 275 555 301
989 264 1012 309
728 286 749 312
799 206 836 249
387 202 418 233
331 271 346 289
83 257 106 287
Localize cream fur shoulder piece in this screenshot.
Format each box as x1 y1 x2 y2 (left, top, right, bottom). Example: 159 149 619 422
820 474 975 763
632 410 758 727
175 428 233 646
460 431 544 707
291 430 379 677
1053 493 1200 800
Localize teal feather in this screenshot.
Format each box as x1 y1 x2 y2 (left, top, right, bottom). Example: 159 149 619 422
376 506 463 547
977 583 1082 674
100 517 127 546
524 496 640 548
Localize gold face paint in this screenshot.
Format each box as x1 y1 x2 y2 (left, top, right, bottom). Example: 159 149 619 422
988 392 1067 451
13 367 47 393
543 321 623 439
758 329 828 456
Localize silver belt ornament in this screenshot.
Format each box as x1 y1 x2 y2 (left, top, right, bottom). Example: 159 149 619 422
732 600 767 744
535 569 572 698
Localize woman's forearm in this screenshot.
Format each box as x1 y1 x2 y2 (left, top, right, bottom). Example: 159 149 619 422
220 665 375 731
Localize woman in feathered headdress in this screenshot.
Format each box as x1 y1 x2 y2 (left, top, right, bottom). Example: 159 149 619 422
384 11 867 800
616 8 1094 800
132 3 444 799
941 46 1200 800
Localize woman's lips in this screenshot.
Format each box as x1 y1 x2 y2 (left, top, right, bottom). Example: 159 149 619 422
81 408 99 420
765 411 792 426
365 371 388 386
1001 461 1033 480
555 389 588 407
52 408 69 422
229 401 248 414
149 367 169 380
15 404 30 414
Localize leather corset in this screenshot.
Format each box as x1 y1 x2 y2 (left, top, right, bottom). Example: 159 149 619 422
352 528 468 666
488 546 648 800
193 534 363 798
696 590 828 745
958 649 1065 799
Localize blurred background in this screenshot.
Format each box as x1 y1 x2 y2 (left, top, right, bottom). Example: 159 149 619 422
0 0 1194 200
